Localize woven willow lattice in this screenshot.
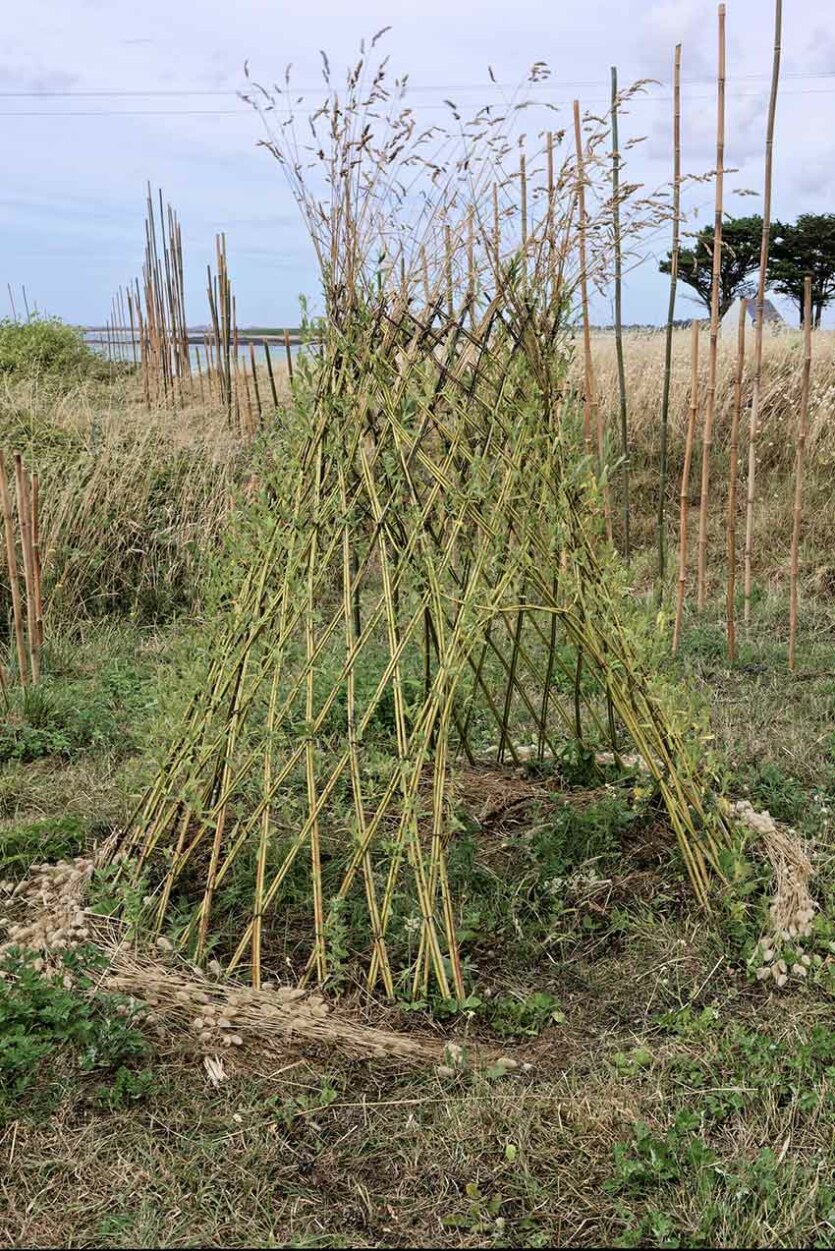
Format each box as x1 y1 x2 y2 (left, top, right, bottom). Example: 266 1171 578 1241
117 300 728 998
113 59 730 995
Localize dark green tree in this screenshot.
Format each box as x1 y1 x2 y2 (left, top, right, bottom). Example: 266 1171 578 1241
769 214 835 327
659 214 763 317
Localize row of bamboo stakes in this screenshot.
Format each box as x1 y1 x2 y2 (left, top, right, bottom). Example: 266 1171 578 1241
95 2 802 665
103 189 295 436
0 452 43 687
661 1 811 668
577 0 805 669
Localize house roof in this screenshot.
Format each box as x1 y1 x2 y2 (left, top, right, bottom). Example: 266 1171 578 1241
734 296 784 324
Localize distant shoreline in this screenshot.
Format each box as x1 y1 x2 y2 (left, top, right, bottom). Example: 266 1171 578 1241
82 326 308 345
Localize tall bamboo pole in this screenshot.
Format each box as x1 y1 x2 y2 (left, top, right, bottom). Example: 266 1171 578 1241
726 297 746 662
0 453 27 685
696 4 726 611
31 473 42 649
744 0 783 626
658 46 683 598
611 66 631 562
574 101 612 540
573 100 596 463
14 456 38 683
789 277 813 672
673 322 700 655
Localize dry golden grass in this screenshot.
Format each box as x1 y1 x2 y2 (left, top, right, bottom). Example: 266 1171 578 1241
587 328 835 586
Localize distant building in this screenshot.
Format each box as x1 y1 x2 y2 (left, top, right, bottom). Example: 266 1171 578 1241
721 295 785 340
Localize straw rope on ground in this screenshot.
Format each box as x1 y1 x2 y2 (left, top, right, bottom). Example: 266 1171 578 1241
0 787 818 1072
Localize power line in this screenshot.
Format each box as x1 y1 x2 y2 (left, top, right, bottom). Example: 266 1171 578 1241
0 70 834 98
2 86 835 118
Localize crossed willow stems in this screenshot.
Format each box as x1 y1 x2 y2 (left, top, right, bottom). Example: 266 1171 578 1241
110 282 729 1002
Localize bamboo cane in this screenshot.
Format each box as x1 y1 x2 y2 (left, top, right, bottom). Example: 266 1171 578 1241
573 100 612 539
14 456 38 683
249 343 262 425
789 277 813 672
30 472 43 650
573 101 594 461
726 297 746 662
263 339 279 408
658 45 682 599
283 329 294 385
696 4 726 612
673 322 700 655
744 0 783 626
444 224 454 320
611 66 631 563
0 452 27 685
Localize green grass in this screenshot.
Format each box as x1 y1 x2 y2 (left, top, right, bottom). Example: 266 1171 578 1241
3 576 835 1246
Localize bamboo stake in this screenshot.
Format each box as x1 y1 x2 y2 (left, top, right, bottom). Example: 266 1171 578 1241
0 453 27 684
283 329 294 384
30 472 43 649
249 343 262 425
658 44 682 599
744 0 783 626
611 66 631 562
696 4 726 611
263 339 279 408
519 150 528 292
573 100 612 539
466 207 477 330
444 224 454 319
573 100 595 462
14 456 38 683
789 277 813 672
673 322 700 655
194 345 206 402
726 297 746 662
492 184 501 270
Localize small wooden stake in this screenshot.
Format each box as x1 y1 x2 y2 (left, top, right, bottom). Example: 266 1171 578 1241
789 277 813 671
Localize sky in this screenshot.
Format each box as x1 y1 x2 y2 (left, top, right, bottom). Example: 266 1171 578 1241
2 0 834 328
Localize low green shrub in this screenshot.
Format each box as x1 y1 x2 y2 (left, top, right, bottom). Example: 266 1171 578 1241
0 316 98 380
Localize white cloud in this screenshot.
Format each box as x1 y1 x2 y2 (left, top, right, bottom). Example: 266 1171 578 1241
2 0 833 325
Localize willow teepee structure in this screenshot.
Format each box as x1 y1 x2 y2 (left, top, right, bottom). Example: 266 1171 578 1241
111 44 730 998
